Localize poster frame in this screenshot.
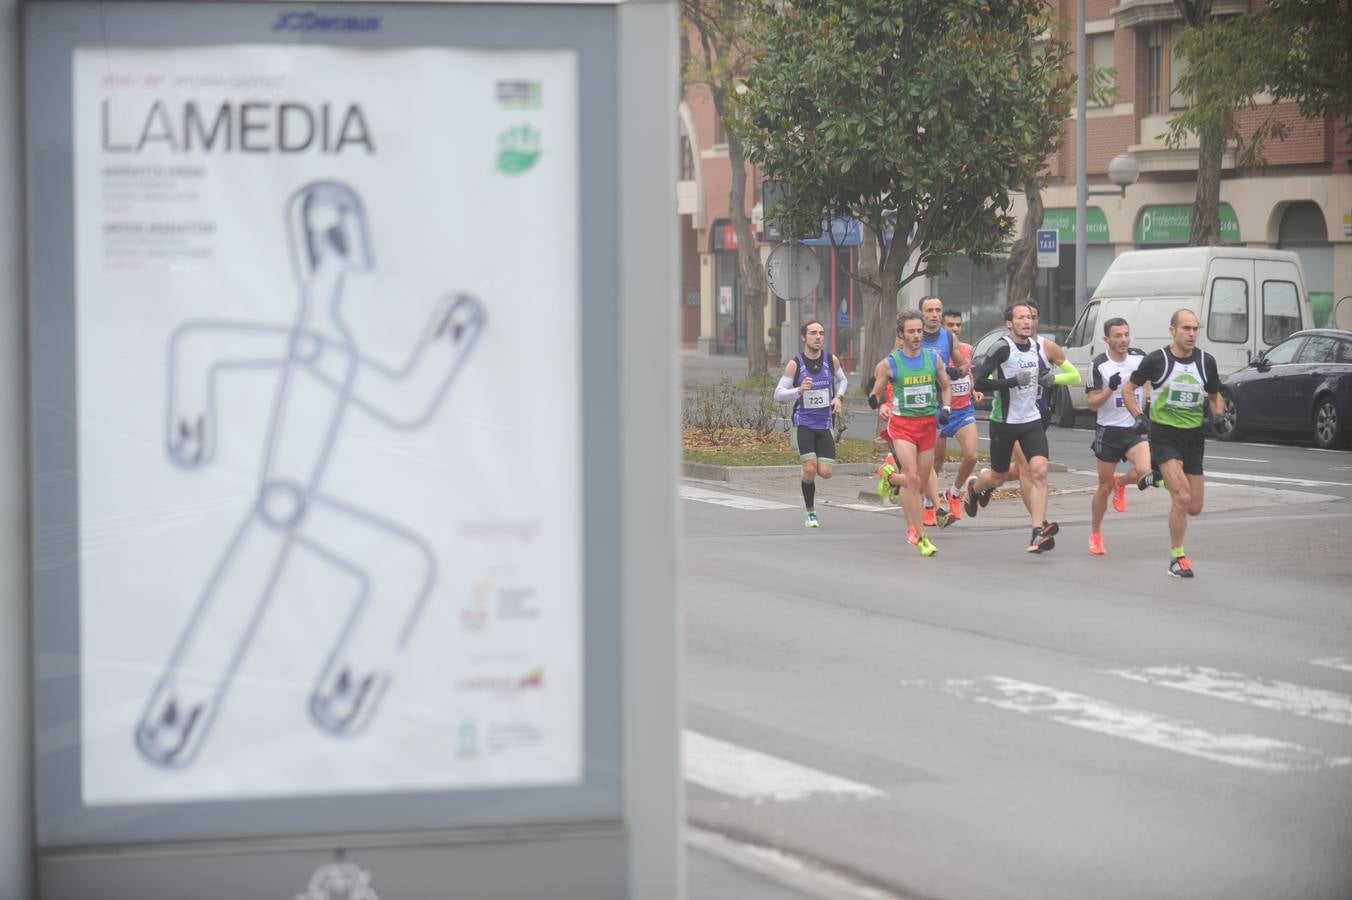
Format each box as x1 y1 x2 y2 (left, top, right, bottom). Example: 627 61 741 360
25 0 624 849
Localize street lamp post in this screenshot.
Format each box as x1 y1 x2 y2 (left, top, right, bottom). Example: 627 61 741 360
1075 0 1139 315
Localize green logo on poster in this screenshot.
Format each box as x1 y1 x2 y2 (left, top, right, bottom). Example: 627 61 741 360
497 125 541 175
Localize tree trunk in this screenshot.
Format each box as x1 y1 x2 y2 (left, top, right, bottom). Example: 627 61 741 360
876 243 905 363
727 131 768 377
858 226 883 390
1006 185 1044 305
1189 131 1224 246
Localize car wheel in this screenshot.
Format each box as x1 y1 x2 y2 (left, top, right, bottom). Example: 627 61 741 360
1313 395 1350 449
1215 390 1245 442
1052 385 1077 428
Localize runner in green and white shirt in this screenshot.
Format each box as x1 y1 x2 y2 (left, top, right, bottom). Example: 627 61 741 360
1124 308 1223 579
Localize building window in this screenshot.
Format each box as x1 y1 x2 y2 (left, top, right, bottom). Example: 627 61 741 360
1088 33 1114 108
1146 25 1188 114
680 132 696 181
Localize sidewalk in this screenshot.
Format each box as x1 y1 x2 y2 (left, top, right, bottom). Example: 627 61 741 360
681 350 756 387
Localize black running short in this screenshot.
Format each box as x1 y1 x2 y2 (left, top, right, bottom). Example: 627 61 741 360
989 419 1048 474
1092 424 1146 464
1149 421 1204 476
793 425 837 463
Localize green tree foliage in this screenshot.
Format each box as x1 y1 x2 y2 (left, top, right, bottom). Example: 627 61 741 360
1166 0 1350 245
730 0 1073 369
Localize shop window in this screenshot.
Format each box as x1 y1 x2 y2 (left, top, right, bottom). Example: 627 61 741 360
1261 280 1301 345
1207 278 1248 343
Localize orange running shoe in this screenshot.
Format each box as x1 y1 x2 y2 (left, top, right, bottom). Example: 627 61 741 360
1168 556 1195 578
1112 477 1128 513
906 527 919 546
1088 533 1106 555
946 487 963 521
923 506 937 527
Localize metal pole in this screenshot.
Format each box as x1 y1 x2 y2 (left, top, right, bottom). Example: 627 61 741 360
1075 0 1089 317
0 0 35 893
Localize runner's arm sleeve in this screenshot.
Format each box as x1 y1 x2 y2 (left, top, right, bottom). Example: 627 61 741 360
1051 359 1082 385
833 357 848 397
973 343 1015 392
773 376 799 403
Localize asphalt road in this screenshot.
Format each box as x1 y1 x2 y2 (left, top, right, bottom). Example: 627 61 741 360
681 448 1352 900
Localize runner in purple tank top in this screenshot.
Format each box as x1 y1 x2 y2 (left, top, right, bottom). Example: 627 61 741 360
774 319 847 527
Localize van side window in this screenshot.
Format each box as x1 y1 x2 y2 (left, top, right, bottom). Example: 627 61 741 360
1261 280 1301 345
1069 301 1099 347
1208 278 1248 343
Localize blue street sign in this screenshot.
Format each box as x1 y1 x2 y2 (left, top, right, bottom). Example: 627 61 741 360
1036 228 1059 268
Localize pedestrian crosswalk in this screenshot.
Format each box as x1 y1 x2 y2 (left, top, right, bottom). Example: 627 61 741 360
679 485 795 511
922 663 1352 774
687 662 1350 811
683 729 887 802
1107 665 1352 727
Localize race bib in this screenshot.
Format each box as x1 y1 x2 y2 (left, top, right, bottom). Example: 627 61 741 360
902 383 935 409
951 378 972 397
802 388 830 409
1166 378 1203 409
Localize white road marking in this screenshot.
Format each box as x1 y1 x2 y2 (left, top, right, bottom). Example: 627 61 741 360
839 502 895 512
1226 440 1348 454
1206 470 1352 488
679 485 795 510
683 730 888 802
1312 657 1352 674
932 676 1351 773
1108 666 1352 727
1206 455 1267 462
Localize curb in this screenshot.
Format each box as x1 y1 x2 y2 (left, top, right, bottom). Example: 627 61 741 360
682 461 878 482
683 460 1065 481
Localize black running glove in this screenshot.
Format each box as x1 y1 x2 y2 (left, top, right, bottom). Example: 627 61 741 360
867 393 880 410
1133 414 1150 435
938 405 951 425
946 365 962 381
1107 372 1122 390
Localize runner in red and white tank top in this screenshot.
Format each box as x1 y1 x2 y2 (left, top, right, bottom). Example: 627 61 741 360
935 310 983 520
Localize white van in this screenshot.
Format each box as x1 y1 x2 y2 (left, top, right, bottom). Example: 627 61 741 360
1055 247 1314 425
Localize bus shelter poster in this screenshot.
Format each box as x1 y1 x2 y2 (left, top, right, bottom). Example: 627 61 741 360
71 46 581 805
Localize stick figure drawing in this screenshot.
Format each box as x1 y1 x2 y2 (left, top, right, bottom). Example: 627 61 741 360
135 180 485 768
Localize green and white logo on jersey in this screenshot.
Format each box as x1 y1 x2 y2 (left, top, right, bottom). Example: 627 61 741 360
1153 371 1205 429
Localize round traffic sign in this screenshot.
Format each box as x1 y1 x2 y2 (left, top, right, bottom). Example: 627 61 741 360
765 241 821 301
